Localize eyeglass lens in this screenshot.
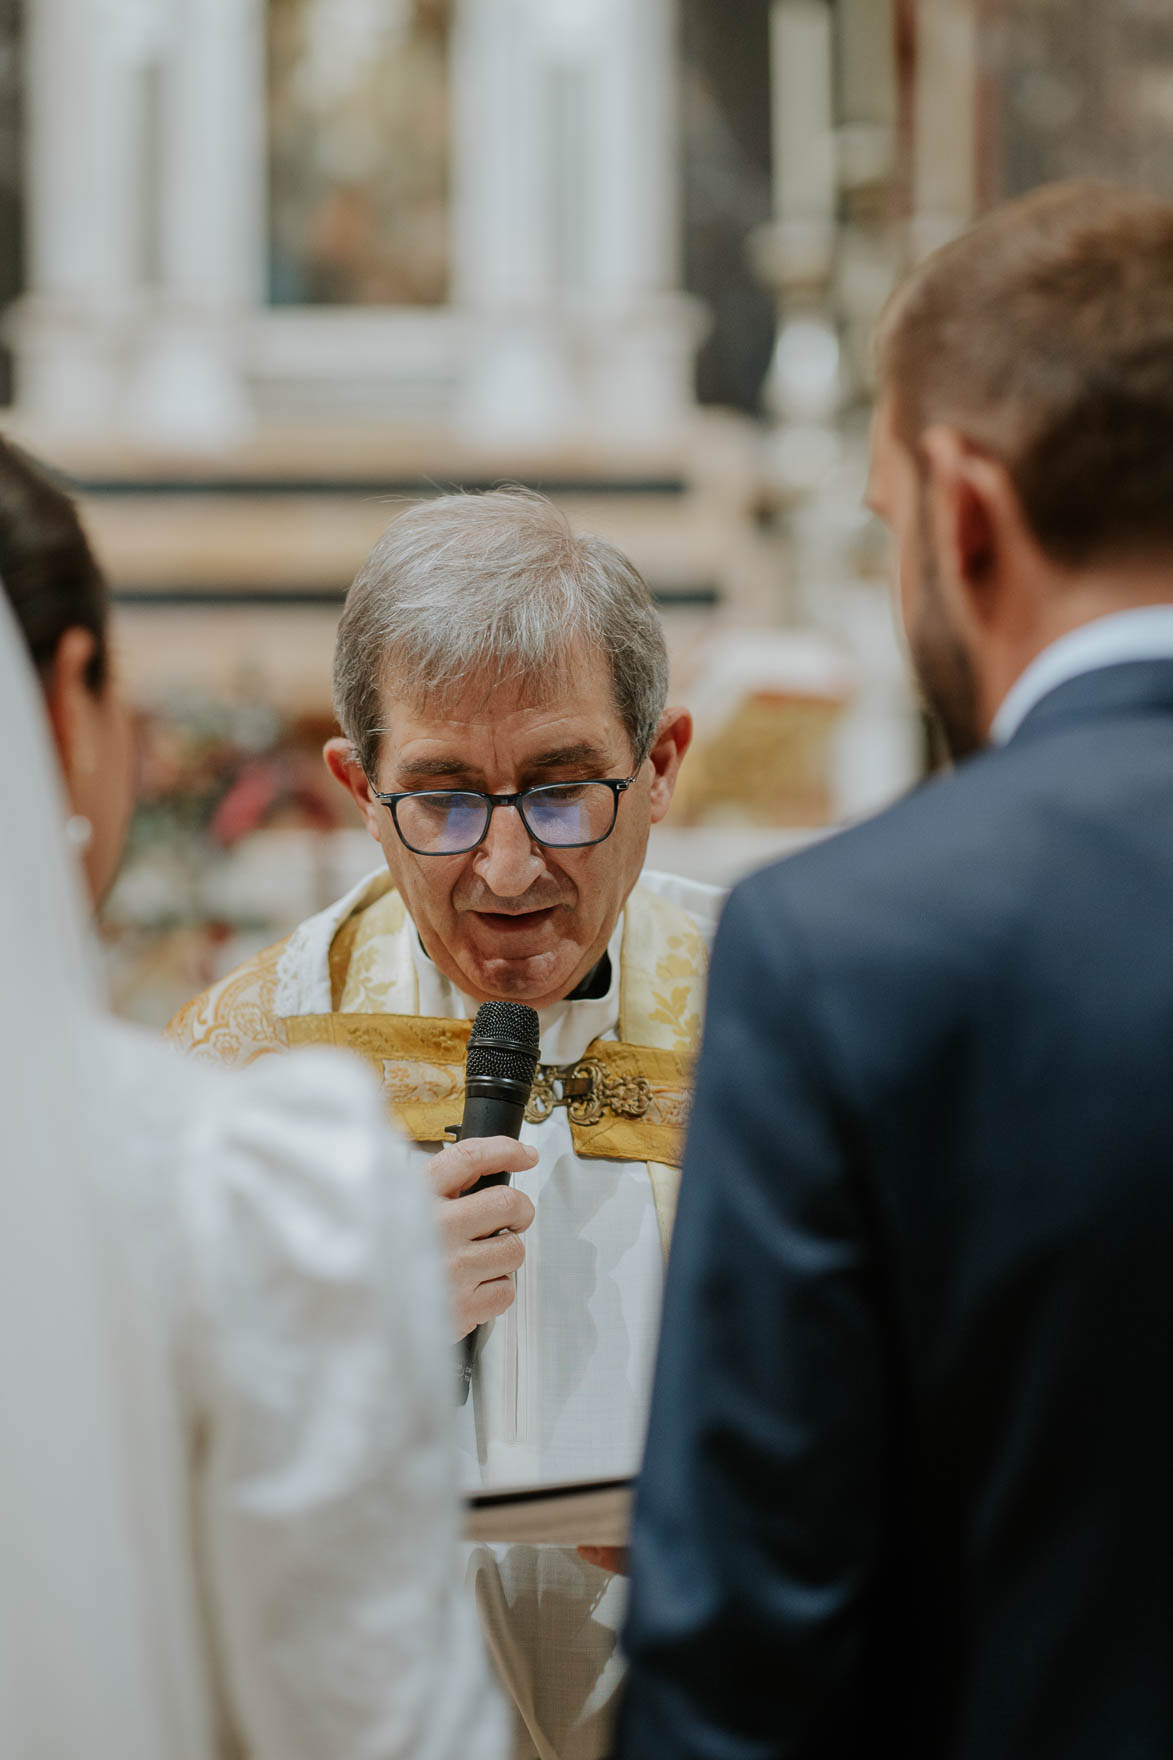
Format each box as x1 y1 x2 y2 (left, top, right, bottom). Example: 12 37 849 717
394 782 618 853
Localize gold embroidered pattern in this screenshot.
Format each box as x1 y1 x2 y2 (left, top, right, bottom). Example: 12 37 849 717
619 889 709 1054
284 1011 693 1164
337 881 416 1013
164 934 292 1067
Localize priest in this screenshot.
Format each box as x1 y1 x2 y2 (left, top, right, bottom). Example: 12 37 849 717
168 488 721 1760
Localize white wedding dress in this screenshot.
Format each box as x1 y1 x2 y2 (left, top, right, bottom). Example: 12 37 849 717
0 598 506 1760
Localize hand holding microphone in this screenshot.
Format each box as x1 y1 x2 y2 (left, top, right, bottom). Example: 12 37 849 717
428 1136 536 1339
426 1002 542 1361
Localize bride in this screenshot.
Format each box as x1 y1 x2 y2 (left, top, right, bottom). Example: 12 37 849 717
0 438 521 1759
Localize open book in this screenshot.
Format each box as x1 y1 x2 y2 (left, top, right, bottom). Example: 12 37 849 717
465 1475 633 1546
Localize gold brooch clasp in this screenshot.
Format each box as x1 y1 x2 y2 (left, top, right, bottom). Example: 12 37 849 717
525 1057 652 1127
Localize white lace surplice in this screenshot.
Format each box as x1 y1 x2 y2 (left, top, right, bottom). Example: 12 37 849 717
404 876 721 1760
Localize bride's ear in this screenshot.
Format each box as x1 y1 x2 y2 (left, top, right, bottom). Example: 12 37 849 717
43 627 103 805
42 625 135 904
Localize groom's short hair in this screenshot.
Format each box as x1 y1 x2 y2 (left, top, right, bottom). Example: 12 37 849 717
881 180 1173 571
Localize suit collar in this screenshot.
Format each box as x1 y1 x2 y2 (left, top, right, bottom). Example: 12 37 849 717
1008 656 1173 744
992 606 1173 743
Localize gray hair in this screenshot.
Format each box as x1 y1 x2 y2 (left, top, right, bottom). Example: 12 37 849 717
333 488 670 777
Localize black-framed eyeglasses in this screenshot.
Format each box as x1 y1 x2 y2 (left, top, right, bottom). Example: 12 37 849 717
368 775 638 855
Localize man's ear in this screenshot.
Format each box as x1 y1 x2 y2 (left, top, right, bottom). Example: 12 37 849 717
920 425 1021 631
323 736 384 842
645 707 692 824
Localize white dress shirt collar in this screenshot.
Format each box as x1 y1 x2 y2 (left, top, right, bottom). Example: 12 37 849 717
991 605 1173 745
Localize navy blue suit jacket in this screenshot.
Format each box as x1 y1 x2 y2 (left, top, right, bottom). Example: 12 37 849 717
618 660 1173 1759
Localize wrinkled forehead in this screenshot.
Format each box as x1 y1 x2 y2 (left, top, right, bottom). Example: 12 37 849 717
373 639 627 759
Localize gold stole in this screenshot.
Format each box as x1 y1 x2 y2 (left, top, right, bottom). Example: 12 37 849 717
285 882 708 1253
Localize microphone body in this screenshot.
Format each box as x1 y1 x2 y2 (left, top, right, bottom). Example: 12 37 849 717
456 1001 540 1402
458 1086 530 1152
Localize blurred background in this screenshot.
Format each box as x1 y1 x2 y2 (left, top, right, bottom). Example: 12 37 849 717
2 0 1171 1023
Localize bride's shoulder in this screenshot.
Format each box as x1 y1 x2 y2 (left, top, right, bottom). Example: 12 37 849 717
91 1019 396 1216
90 1019 428 1350
98 1015 380 1117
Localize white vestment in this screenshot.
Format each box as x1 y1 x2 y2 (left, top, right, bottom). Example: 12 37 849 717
270 869 723 1758
0 597 507 1760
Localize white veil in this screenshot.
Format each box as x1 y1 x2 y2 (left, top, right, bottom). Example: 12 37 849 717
0 596 170 1758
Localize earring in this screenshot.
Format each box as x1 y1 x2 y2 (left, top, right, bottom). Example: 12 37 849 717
65 814 94 851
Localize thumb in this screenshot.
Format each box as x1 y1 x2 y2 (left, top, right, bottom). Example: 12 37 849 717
429 1134 540 1199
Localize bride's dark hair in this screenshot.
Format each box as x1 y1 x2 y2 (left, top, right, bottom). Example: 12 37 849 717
0 436 109 693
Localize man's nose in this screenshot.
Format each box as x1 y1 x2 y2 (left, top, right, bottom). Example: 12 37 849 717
473 804 547 897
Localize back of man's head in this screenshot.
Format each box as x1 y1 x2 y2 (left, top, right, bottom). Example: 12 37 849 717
881 180 1173 573
334 487 669 777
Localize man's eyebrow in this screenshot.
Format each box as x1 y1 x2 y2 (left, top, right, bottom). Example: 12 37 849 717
525 742 611 772
393 755 482 782
392 743 613 785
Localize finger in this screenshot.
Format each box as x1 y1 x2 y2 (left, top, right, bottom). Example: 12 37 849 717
456 1273 517 1335
444 1183 535 1242
450 1228 527 1286
429 1136 540 1200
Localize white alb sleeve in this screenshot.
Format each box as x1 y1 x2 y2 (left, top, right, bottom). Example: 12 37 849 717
181 1048 508 1760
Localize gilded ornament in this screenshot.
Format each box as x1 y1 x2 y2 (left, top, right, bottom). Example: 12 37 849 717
526 1057 652 1127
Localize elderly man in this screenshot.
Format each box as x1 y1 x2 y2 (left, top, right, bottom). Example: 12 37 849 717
168 488 720 1759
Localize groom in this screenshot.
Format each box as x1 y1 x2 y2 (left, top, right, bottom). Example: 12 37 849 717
619 180 1173 1758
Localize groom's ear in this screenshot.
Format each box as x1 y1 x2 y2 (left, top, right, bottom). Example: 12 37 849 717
323 737 385 842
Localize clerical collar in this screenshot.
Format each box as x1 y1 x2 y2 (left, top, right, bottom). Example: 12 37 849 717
563 952 612 1002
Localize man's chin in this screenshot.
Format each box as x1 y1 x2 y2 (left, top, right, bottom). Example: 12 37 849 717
456 933 577 1006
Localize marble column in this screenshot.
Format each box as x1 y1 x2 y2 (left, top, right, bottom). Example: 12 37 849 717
836 0 900 397
15 0 262 444
15 0 149 428
911 0 979 257
771 0 836 235
450 0 574 439
758 1 842 465
588 0 701 438
127 0 263 444
452 0 699 444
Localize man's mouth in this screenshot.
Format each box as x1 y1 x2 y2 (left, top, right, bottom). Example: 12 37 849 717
470 905 559 933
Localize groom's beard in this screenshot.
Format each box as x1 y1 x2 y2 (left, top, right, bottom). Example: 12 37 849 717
909 533 983 764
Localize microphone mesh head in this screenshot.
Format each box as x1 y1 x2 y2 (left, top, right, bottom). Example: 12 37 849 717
466 1000 540 1084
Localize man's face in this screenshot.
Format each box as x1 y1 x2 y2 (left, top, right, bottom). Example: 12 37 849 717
358 647 675 1007
868 395 982 761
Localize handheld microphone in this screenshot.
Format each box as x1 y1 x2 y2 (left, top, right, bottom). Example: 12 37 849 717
457 999 540 1403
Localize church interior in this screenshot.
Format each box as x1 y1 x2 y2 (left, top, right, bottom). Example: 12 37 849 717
1 0 1169 1023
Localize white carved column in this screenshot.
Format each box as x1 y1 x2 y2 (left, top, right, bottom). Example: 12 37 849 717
15 0 147 429
450 0 576 440
452 0 698 444
911 0 979 257
588 0 700 438
128 0 264 444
